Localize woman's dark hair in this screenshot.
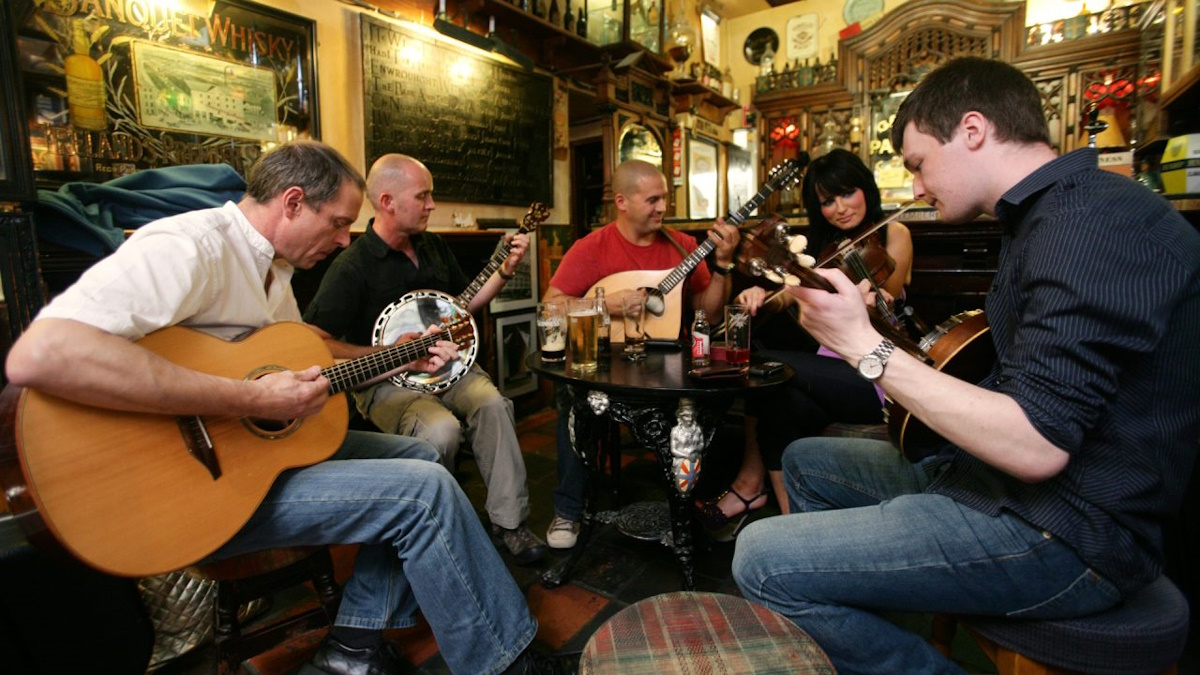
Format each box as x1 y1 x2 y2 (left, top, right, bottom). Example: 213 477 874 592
801 148 885 255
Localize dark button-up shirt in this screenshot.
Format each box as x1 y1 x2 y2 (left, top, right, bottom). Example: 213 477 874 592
303 221 470 346
927 149 1200 594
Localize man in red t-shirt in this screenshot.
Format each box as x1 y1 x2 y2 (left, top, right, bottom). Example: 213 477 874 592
542 159 740 548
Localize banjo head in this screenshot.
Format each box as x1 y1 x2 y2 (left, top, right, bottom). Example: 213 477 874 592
372 290 479 393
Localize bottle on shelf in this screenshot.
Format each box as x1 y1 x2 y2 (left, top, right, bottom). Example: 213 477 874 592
548 0 560 26
577 7 588 39
594 287 611 355
563 0 575 31
691 310 710 366
65 19 107 132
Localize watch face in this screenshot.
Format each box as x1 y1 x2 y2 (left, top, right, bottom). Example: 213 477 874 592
859 355 884 380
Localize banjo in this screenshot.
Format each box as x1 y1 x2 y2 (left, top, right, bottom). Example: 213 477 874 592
371 202 550 393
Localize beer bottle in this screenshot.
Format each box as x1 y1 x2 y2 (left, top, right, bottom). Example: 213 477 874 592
594 287 611 354
691 310 710 366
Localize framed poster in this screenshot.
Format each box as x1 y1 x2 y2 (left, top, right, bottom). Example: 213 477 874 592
0 3 35 202
495 312 538 398
489 230 538 314
18 0 318 183
786 14 819 62
688 136 719 220
700 7 721 69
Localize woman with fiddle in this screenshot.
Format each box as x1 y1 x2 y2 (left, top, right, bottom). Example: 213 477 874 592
698 148 913 530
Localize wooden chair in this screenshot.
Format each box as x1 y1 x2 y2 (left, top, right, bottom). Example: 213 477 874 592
188 546 341 675
931 575 1189 675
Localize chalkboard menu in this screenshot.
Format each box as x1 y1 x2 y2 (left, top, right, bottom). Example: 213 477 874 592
361 16 553 207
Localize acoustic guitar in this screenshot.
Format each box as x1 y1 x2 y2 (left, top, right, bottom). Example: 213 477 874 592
586 155 808 341
0 319 472 577
887 310 995 462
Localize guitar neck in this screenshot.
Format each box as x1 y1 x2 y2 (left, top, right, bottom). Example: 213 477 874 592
321 331 446 394
655 179 787 295
454 231 524 309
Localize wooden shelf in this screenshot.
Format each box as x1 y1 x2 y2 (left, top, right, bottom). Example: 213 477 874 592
671 79 739 123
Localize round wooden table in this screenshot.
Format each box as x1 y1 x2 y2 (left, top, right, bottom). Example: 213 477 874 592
580 591 836 674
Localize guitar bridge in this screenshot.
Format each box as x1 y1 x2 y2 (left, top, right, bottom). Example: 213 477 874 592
177 416 221 480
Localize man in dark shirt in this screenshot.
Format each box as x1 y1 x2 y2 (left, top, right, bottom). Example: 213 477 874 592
304 154 548 564
732 57 1200 673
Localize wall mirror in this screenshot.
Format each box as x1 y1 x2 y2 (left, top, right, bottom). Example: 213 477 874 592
618 124 664 172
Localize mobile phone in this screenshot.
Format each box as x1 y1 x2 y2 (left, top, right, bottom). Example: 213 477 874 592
688 364 747 380
748 361 785 377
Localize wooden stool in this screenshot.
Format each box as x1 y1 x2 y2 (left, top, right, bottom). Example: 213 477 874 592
931 575 1188 675
189 546 341 675
580 591 835 674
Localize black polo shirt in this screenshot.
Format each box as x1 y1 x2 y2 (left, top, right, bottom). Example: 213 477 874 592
303 220 470 346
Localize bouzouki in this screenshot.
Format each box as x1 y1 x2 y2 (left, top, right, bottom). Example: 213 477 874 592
371 202 550 393
735 220 996 462
586 156 809 341
886 310 994 462
0 319 472 577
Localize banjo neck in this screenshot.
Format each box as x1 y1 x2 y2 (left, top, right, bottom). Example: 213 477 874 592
453 202 550 310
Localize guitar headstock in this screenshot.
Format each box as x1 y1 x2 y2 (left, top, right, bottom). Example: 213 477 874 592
520 202 551 234
735 215 836 293
440 317 477 350
763 152 810 195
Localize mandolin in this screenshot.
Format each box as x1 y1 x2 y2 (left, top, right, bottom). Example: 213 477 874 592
0 319 472 577
586 155 809 342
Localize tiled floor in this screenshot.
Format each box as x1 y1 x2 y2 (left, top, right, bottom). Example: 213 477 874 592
153 407 1198 675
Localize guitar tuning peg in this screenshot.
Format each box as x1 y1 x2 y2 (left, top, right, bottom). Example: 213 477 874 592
748 258 768 278
792 252 816 268
787 233 809 255
773 223 790 243
761 264 784 284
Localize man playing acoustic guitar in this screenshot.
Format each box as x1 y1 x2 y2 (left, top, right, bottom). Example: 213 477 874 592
541 159 740 548
732 58 1200 674
5 141 570 675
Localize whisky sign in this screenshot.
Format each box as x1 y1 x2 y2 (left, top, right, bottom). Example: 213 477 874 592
18 0 318 182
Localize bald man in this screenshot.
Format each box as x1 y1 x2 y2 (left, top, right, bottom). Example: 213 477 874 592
304 154 548 565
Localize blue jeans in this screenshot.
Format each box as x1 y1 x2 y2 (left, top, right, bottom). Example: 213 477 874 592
732 437 1121 675
552 384 587 522
212 430 537 675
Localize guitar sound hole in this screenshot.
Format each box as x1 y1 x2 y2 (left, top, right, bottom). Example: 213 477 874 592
243 417 300 440
644 290 665 317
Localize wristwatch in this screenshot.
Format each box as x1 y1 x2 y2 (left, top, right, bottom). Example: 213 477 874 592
712 262 736 276
856 338 895 381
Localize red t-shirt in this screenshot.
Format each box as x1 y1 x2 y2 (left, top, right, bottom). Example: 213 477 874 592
550 222 713 298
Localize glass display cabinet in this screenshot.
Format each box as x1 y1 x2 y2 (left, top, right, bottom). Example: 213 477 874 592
582 0 663 54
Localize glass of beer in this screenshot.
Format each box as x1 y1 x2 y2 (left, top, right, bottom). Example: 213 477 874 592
724 304 752 364
567 297 600 373
622 294 647 361
537 301 566 363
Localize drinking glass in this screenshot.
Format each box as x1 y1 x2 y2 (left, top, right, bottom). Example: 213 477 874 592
567 297 599 373
536 301 566 363
622 294 647 361
724 304 751 364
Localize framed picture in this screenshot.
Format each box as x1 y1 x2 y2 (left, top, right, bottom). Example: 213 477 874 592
786 14 819 62
0 3 35 202
17 0 318 182
700 7 721 69
495 312 538 398
688 136 719 219
489 230 538 314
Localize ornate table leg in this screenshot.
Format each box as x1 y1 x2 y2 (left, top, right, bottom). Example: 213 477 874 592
607 395 732 590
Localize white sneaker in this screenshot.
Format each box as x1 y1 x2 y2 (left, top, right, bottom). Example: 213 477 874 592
546 515 580 549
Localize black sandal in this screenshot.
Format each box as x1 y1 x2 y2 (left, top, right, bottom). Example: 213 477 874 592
695 488 768 536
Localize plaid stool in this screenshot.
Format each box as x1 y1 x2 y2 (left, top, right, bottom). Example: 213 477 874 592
580 591 835 674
